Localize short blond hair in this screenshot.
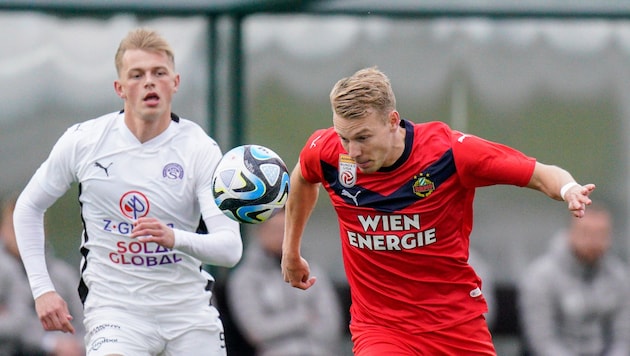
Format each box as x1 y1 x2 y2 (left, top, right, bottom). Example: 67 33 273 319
329 66 396 120
114 28 175 76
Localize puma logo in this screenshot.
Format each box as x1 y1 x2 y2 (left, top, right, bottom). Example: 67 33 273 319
457 134 471 143
341 189 361 206
94 161 113 177
310 135 322 149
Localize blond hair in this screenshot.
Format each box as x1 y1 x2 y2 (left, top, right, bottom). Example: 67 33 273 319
329 66 396 120
114 28 175 76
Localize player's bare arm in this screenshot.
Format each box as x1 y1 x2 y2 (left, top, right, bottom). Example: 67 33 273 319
130 217 175 248
35 291 75 334
527 162 596 218
282 163 319 290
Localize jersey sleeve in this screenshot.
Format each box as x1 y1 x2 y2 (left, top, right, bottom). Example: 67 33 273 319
13 182 60 299
13 124 83 300
175 129 243 267
33 124 81 197
299 129 330 184
452 132 536 188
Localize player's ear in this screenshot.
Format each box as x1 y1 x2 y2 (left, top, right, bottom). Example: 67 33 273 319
172 73 180 93
388 110 400 129
114 80 126 99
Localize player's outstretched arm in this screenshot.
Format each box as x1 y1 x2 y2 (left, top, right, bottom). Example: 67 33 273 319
526 162 596 218
282 163 319 290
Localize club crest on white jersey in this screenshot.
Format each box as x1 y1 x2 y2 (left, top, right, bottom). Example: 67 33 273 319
162 162 184 185
163 162 184 180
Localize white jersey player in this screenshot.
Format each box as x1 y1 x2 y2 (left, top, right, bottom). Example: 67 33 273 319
13 28 242 356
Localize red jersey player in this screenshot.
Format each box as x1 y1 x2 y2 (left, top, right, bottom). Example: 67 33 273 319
281 66 595 355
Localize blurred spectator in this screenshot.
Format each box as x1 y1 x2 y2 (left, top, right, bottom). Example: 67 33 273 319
518 203 630 356
0 227 32 355
468 248 497 329
0 194 85 356
226 209 343 356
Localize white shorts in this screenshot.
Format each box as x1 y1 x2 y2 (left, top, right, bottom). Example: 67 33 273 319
84 305 226 356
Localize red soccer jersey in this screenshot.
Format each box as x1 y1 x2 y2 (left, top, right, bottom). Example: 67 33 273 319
299 120 536 333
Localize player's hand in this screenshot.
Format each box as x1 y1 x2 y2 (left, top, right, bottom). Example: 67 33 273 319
565 183 596 218
281 254 317 290
131 217 175 248
35 291 75 334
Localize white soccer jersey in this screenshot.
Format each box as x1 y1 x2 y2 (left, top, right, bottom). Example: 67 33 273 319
26 111 237 311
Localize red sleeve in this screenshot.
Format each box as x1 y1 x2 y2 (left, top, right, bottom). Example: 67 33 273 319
452 133 536 188
299 129 331 184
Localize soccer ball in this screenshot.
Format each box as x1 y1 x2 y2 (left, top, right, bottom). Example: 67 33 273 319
212 144 290 224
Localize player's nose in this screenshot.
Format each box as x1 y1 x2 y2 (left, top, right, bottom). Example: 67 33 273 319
347 141 362 159
144 74 156 88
